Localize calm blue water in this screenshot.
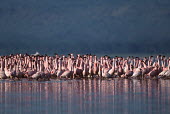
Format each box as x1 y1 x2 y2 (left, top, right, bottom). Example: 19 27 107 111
0 79 170 114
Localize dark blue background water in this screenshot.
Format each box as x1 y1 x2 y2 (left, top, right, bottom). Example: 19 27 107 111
0 0 170 54
0 79 170 114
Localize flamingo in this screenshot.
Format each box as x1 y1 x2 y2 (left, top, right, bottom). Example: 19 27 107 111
4 59 12 78
31 60 42 80
60 58 74 78
108 58 115 76
124 63 133 78
131 68 142 78
0 58 7 79
162 59 170 78
158 58 168 77
56 58 64 77
83 62 89 77
147 66 159 78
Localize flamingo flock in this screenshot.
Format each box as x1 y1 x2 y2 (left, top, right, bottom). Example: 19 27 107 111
0 53 170 80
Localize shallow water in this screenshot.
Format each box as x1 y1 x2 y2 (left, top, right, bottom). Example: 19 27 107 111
0 79 170 114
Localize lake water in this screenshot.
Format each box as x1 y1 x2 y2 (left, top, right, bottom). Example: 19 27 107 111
0 79 170 114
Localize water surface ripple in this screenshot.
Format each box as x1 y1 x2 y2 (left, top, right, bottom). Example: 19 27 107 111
0 79 170 114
